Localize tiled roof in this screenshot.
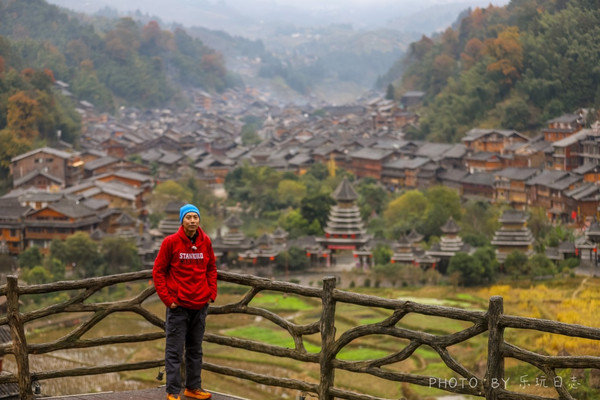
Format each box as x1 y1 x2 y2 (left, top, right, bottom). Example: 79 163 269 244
13 169 64 187
11 146 73 162
441 217 460 234
564 183 600 200
332 177 358 202
0 199 31 222
349 147 395 161
526 170 569 186
383 157 430 170
573 163 600 174
46 199 96 219
553 128 598 148
548 174 582 190
498 209 528 223
84 156 118 171
494 167 540 181
461 172 495 186
414 142 454 159
438 168 469 182
463 128 525 141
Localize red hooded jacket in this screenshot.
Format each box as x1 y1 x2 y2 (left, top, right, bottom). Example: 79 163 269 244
153 225 217 309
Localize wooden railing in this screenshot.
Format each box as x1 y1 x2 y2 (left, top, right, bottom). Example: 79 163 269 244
0 270 599 400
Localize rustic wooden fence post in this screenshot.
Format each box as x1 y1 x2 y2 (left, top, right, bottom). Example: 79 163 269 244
485 296 504 400
6 275 34 400
318 276 337 400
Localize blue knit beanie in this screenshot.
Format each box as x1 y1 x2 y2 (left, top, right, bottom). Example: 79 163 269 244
179 204 200 224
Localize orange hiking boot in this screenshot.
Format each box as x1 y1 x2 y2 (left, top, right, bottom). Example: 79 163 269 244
183 388 212 399
167 394 180 400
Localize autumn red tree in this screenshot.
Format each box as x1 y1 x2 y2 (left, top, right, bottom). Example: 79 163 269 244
460 38 484 70
200 53 226 79
105 18 140 61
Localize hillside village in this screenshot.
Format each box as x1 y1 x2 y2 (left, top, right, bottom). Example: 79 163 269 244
1 79 600 275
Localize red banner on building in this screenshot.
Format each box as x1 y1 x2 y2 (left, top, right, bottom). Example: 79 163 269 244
328 245 356 250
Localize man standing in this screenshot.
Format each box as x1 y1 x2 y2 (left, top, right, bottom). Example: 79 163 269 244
153 204 217 400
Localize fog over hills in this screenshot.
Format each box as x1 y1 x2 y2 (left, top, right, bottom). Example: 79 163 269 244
49 0 509 36
47 0 510 104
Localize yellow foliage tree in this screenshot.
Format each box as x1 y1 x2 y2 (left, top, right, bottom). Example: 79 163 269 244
483 26 523 84
6 90 41 142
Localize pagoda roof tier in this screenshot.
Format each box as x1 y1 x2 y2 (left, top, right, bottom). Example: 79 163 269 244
490 241 534 246
575 238 596 249
426 250 459 258
439 239 464 249
158 219 180 235
496 249 534 261
272 227 289 240
494 227 534 232
324 228 368 235
327 219 364 226
222 232 247 242
353 248 373 256
407 229 424 243
441 217 460 234
306 245 331 255
224 214 243 228
327 211 363 219
332 177 359 202
326 221 366 228
439 245 464 252
492 230 534 238
329 205 362 214
328 216 365 223
416 254 440 264
316 236 371 246
391 253 415 262
238 249 280 258
586 219 600 240
498 209 529 223
491 241 534 246
491 232 534 242
393 235 412 250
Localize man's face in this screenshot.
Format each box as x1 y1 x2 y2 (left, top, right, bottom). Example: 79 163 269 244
182 212 200 235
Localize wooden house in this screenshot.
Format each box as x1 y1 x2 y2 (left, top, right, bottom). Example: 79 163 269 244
542 112 585 143
348 147 396 180
573 163 600 183
194 156 236 184
493 167 540 209
23 199 101 252
460 172 495 201
381 157 437 189
10 147 82 188
551 129 599 171
526 170 581 220
462 129 529 154
464 152 505 172
564 183 600 223
0 199 31 256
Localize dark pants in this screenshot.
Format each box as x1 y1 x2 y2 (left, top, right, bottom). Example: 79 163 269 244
165 304 209 395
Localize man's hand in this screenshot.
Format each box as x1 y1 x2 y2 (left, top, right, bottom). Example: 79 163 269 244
170 302 178 309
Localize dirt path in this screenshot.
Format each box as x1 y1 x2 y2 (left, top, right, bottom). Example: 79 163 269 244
572 276 589 299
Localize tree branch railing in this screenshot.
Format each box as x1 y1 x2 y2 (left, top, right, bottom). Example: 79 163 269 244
0 270 599 399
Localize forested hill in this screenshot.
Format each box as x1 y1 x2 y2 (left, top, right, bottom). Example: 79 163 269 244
390 0 600 143
0 0 235 113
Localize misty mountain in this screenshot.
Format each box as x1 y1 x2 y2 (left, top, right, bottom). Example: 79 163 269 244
45 0 509 103
47 0 510 36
